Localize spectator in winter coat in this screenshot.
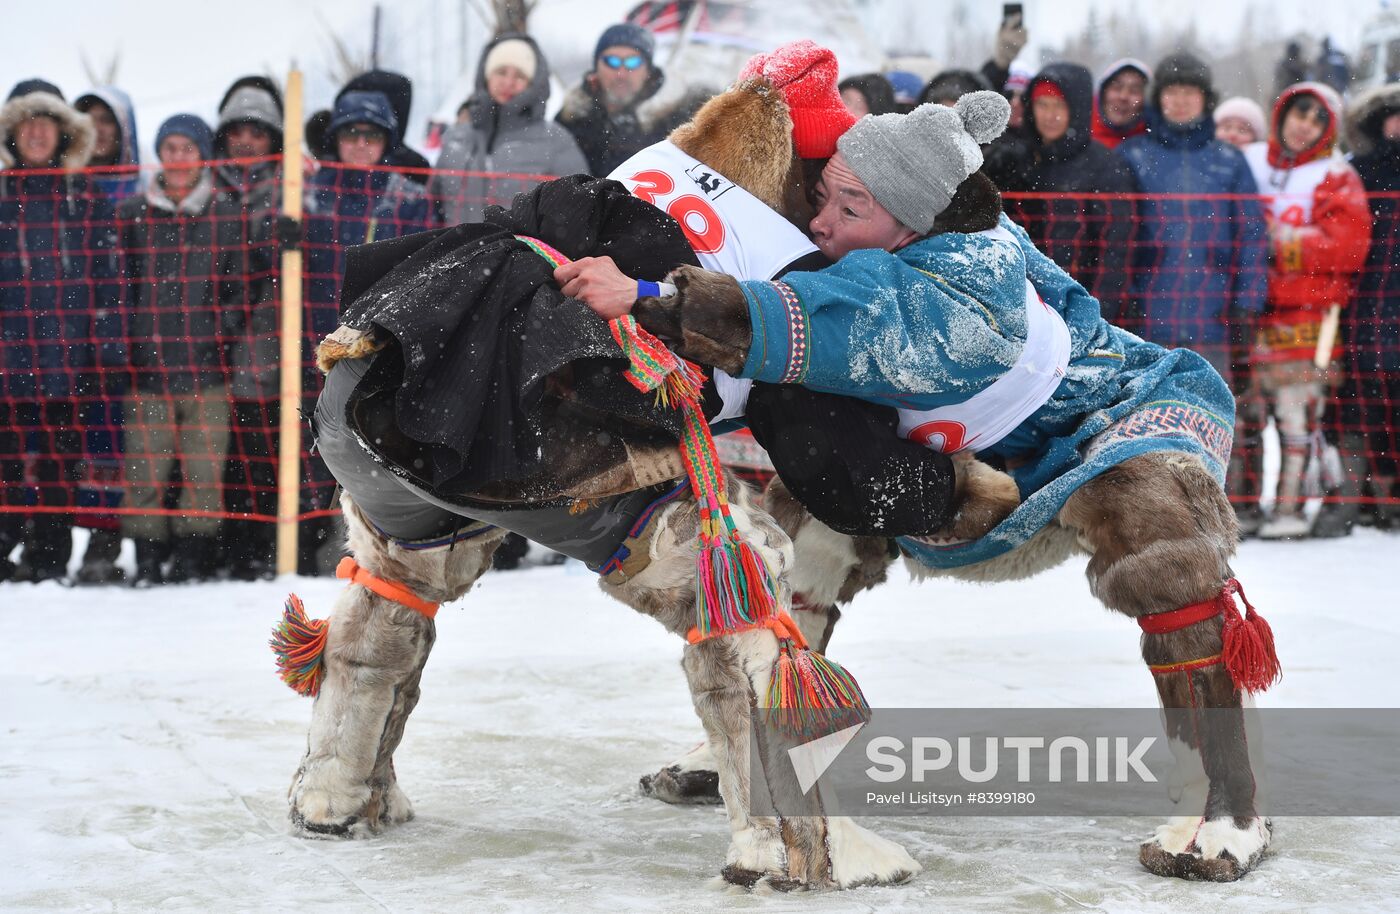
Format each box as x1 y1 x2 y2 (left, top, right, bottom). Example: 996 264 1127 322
556 23 667 178
1215 96 1268 149
1092 59 1151 150
1237 83 1371 540
839 74 897 118
1117 53 1268 389
1336 83 1400 529
74 87 140 200
433 34 587 225
334 70 431 184
212 76 282 198
1002 63 1137 322
295 91 434 569
118 114 235 584
69 86 142 583
0 80 121 583
306 92 431 352
212 75 286 581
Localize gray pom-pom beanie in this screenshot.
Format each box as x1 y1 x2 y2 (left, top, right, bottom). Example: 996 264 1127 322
835 90 1010 233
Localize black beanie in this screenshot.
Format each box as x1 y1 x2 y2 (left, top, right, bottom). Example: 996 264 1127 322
7 78 64 102
1152 53 1217 115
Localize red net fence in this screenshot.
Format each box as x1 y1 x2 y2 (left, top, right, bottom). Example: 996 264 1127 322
1 162 1397 565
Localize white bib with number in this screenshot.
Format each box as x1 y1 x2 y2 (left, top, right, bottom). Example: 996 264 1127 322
610 141 819 422
608 141 818 284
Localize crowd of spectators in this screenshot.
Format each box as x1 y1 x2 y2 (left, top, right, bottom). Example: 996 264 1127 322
1 18 1398 586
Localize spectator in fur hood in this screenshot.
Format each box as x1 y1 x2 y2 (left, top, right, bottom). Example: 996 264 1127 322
433 33 587 225
556 23 668 177
1092 58 1151 149
1238 82 1371 540
0 79 121 583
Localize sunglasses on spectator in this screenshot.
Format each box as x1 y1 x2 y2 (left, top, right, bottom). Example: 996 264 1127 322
340 126 388 142
602 54 645 71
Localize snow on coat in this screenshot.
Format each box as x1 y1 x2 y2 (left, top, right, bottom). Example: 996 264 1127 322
735 216 1235 569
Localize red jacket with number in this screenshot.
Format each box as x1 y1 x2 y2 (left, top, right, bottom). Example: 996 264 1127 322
1242 83 1372 362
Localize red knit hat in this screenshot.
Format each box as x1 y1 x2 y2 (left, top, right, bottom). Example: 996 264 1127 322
1030 80 1065 103
738 40 856 159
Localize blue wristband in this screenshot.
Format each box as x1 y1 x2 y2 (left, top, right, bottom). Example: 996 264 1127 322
636 279 660 300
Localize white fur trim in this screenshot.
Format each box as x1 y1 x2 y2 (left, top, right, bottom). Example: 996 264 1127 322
786 517 858 607
1150 815 1205 855
1193 817 1272 861
0 91 96 170
826 817 921 887
903 522 1084 584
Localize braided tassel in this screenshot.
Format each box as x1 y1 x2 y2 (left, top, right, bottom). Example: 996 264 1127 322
270 594 329 698
768 639 871 737
515 233 784 645
1219 580 1281 693
695 519 782 637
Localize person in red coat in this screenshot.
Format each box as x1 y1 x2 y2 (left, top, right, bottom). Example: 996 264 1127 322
1240 82 1372 538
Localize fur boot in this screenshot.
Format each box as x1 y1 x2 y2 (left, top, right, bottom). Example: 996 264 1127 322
1058 453 1273 881
288 495 507 838
602 475 917 889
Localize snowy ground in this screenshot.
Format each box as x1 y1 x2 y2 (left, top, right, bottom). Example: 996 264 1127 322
3 531 1399 914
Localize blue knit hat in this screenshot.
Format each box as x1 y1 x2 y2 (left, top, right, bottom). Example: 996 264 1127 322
327 90 398 139
594 23 654 67
155 113 213 160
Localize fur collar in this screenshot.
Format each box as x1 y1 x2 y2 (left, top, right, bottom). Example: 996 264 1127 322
1346 83 1400 157
0 91 96 170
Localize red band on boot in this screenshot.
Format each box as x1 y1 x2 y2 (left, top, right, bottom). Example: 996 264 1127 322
1138 579 1282 693
336 556 440 619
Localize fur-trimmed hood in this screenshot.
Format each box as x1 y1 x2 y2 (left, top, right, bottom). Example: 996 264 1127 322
0 89 96 170
1346 82 1400 157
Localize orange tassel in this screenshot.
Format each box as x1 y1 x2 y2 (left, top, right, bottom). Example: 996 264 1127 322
1219 581 1281 693
270 594 329 698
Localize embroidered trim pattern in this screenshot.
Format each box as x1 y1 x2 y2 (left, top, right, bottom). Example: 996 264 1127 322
772 281 810 384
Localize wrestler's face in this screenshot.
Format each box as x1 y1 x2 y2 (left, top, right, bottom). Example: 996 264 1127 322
809 153 917 260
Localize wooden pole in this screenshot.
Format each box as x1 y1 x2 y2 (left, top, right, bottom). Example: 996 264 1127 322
276 68 305 576
1314 304 1341 371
